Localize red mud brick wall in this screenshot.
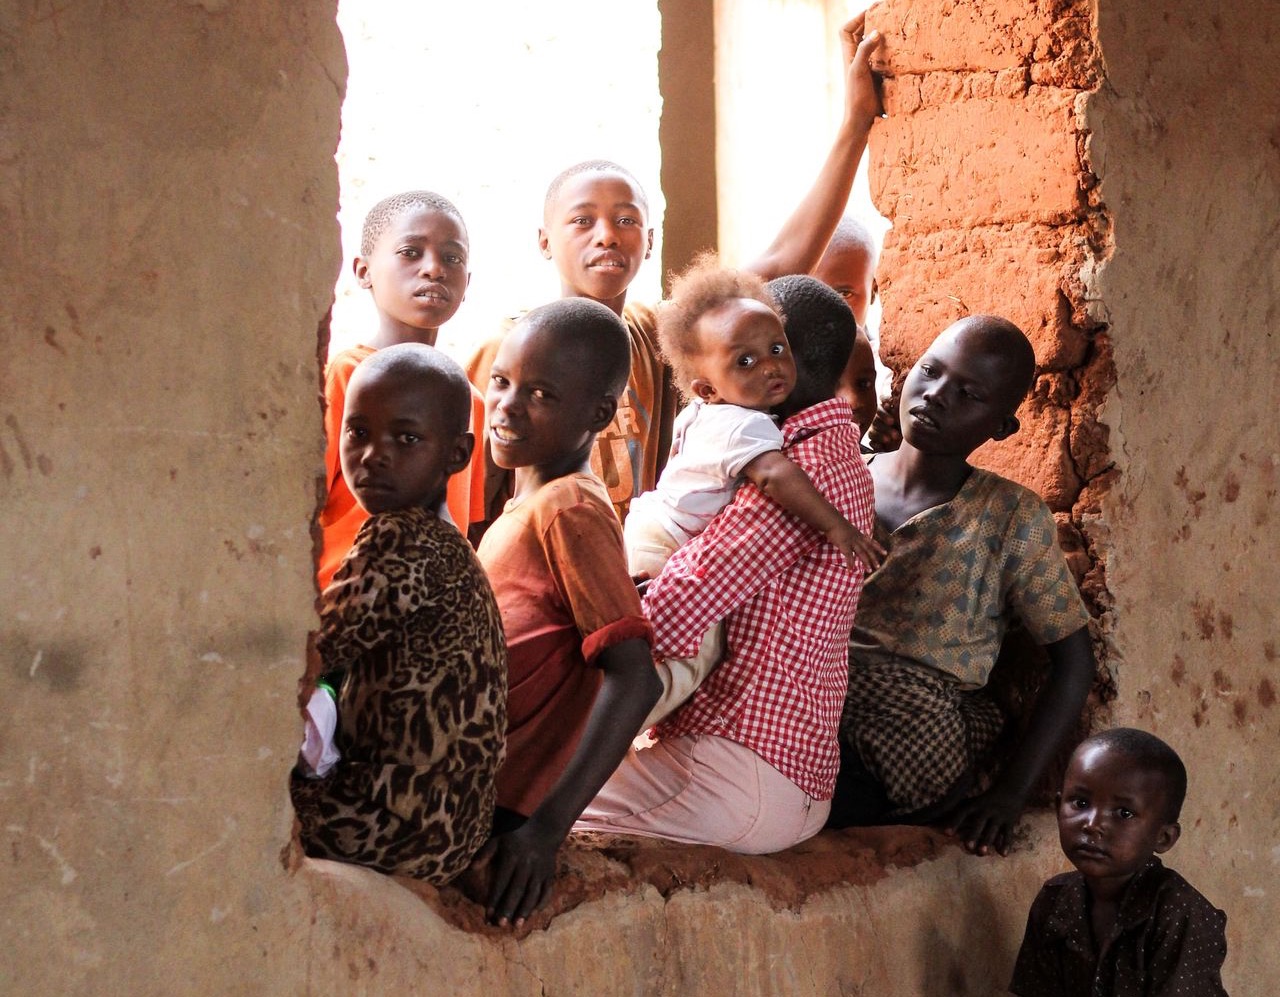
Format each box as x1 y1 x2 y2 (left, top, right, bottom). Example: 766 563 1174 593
867 0 1114 626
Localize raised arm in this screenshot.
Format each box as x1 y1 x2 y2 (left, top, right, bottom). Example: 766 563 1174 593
946 625 1095 856
742 450 884 570
480 638 661 926
743 16 884 280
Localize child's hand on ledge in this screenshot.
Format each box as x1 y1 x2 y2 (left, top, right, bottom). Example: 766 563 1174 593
942 786 1027 857
476 816 563 927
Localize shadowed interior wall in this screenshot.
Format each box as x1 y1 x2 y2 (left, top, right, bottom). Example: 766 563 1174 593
0 3 345 992
1085 0 1280 988
2 1 1275 994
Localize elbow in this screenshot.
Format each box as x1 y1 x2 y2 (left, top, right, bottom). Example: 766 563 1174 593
639 660 663 711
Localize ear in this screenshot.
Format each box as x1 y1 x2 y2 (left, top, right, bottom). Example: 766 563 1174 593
691 378 717 403
589 396 618 433
645 227 654 260
991 414 1020 442
446 432 474 476
353 255 372 289
538 228 552 260
1153 821 1181 855
870 277 879 305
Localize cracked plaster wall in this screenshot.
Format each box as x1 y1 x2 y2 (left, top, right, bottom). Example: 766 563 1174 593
2 1 1276 994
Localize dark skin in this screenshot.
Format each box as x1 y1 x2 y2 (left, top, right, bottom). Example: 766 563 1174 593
475 638 660 926
471 325 663 926
870 320 1095 855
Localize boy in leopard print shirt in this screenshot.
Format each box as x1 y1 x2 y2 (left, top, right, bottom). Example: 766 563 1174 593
290 344 506 885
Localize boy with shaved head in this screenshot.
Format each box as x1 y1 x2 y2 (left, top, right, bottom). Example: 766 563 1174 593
471 297 662 927
1012 728 1228 995
828 315 1097 858
292 344 506 885
467 17 886 533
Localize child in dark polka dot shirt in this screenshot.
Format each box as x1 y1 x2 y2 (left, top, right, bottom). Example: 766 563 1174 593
1010 728 1228 995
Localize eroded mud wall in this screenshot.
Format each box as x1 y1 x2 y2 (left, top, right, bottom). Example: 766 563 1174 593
869 0 1113 615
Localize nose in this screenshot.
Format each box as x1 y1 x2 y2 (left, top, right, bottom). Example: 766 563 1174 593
417 248 444 279
1082 808 1103 834
359 438 389 469
488 383 521 422
920 378 945 407
593 219 619 247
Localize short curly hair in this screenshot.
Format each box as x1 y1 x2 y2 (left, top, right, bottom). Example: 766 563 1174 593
656 252 778 394
360 190 466 257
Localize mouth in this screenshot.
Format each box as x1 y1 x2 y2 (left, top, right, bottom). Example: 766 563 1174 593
490 425 523 445
353 477 394 494
908 406 940 431
586 253 627 271
413 285 449 302
1072 842 1109 861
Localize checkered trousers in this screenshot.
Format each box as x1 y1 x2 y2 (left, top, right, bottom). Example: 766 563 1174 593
644 399 875 799
841 657 1006 814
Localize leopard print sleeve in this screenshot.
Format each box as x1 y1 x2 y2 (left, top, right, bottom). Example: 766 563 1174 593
317 510 437 669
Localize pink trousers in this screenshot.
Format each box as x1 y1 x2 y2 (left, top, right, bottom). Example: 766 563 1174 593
573 733 829 854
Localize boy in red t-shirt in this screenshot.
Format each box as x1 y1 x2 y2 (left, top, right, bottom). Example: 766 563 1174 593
470 297 661 928
317 190 487 589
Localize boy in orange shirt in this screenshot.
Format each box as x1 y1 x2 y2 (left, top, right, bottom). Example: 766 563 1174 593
317 190 487 589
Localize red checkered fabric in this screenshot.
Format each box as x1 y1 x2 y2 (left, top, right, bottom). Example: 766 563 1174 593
645 399 874 799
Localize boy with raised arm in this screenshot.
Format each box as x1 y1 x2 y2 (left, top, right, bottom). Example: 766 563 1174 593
828 315 1096 856
466 17 885 530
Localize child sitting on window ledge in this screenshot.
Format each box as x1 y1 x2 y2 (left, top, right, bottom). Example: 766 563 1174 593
828 315 1096 857
291 344 506 886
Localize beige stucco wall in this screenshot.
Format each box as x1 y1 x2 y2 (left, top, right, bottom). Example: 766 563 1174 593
1084 0 1280 987
0 3 344 992
2 1 1275 995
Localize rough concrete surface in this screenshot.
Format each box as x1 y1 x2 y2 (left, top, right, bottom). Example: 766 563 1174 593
2 0 1277 994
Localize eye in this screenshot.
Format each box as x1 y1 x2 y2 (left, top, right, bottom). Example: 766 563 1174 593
397 247 420 259
344 425 367 441
571 216 592 227
490 374 508 388
532 387 554 401
1116 807 1136 820
1068 796 1089 810
617 215 639 226
445 253 465 266
737 354 757 368
396 432 421 445
856 378 876 391
918 363 935 377
769 343 785 356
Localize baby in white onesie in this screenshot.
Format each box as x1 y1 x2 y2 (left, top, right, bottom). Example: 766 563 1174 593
626 262 882 727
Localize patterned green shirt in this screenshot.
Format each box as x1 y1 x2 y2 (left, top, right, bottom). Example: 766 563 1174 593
850 467 1089 688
